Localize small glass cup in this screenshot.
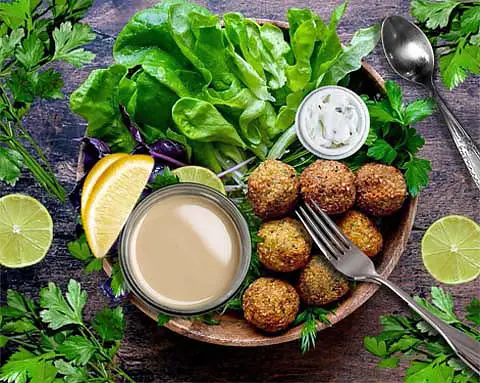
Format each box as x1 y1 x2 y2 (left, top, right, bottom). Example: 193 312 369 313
119 183 251 316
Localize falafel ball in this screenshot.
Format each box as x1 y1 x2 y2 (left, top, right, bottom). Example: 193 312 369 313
300 160 356 215
297 256 349 306
257 217 312 272
247 160 299 219
336 210 383 257
243 278 300 332
355 163 407 216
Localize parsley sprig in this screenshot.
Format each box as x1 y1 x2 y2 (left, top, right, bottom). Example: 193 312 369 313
411 0 480 90
365 287 480 382
0 280 135 383
0 0 96 200
346 80 435 196
293 306 333 354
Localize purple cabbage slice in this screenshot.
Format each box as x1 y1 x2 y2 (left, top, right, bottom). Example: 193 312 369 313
79 137 111 172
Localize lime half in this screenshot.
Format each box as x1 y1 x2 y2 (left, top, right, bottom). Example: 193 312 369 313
422 215 480 284
0 194 53 268
173 166 226 195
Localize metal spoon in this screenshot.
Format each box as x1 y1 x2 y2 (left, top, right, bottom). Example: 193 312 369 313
381 15 480 191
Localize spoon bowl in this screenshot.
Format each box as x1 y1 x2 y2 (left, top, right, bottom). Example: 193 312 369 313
381 16 435 87
381 15 480 190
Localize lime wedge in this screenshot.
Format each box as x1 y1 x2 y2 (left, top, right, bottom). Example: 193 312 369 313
422 215 480 284
0 194 53 268
173 166 226 194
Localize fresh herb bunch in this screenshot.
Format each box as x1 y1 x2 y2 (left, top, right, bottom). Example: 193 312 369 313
411 0 480 90
365 287 480 382
293 306 333 353
0 0 96 201
0 280 135 383
346 80 435 196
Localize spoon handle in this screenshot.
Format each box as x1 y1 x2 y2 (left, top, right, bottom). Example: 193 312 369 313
432 87 480 191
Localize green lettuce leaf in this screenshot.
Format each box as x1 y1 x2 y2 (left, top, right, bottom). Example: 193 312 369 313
69 65 136 152
321 24 380 86
172 97 246 148
113 0 190 67
132 71 178 141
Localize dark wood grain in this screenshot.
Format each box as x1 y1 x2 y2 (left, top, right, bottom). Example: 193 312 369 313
1 0 479 381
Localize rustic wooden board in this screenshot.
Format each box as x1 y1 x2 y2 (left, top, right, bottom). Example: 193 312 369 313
1 0 479 381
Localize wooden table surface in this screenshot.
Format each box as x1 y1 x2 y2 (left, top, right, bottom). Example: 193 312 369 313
1 0 479 382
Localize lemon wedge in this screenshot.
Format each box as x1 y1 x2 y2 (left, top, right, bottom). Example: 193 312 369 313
82 154 154 258
81 153 128 222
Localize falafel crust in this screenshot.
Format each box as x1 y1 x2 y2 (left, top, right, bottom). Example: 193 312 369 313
355 163 407 216
257 218 312 272
297 256 349 306
300 160 356 215
242 278 300 333
336 210 383 257
247 160 299 219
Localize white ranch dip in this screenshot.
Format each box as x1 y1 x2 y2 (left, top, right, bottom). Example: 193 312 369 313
296 86 370 160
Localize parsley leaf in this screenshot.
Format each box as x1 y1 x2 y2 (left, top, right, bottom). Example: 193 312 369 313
385 80 403 118
67 234 103 273
0 349 57 383
0 348 35 383
404 98 436 125
411 0 460 29
440 40 480 90
403 158 432 197
67 234 92 262
367 139 397 164
53 22 95 67
0 29 24 62
0 0 34 29
0 146 23 186
110 261 127 297
28 360 57 383
53 360 88 383
15 33 44 70
148 167 179 190
157 313 172 326
466 298 480 326
39 280 86 329
58 336 96 366
460 6 480 35
364 337 388 357
92 307 125 342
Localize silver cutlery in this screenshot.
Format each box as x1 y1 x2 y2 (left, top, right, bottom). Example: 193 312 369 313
381 15 480 191
296 201 480 375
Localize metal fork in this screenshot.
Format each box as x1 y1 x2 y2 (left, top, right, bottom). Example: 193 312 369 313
296 202 480 375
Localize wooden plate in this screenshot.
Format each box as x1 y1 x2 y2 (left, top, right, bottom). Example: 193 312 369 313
76 19 418 347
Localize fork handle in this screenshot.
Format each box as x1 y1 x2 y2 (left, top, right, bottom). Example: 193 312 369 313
368 275 480 375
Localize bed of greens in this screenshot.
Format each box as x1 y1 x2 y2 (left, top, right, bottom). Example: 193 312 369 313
69 0 381 174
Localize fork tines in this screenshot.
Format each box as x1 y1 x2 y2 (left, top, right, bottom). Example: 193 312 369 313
295 202 351 265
